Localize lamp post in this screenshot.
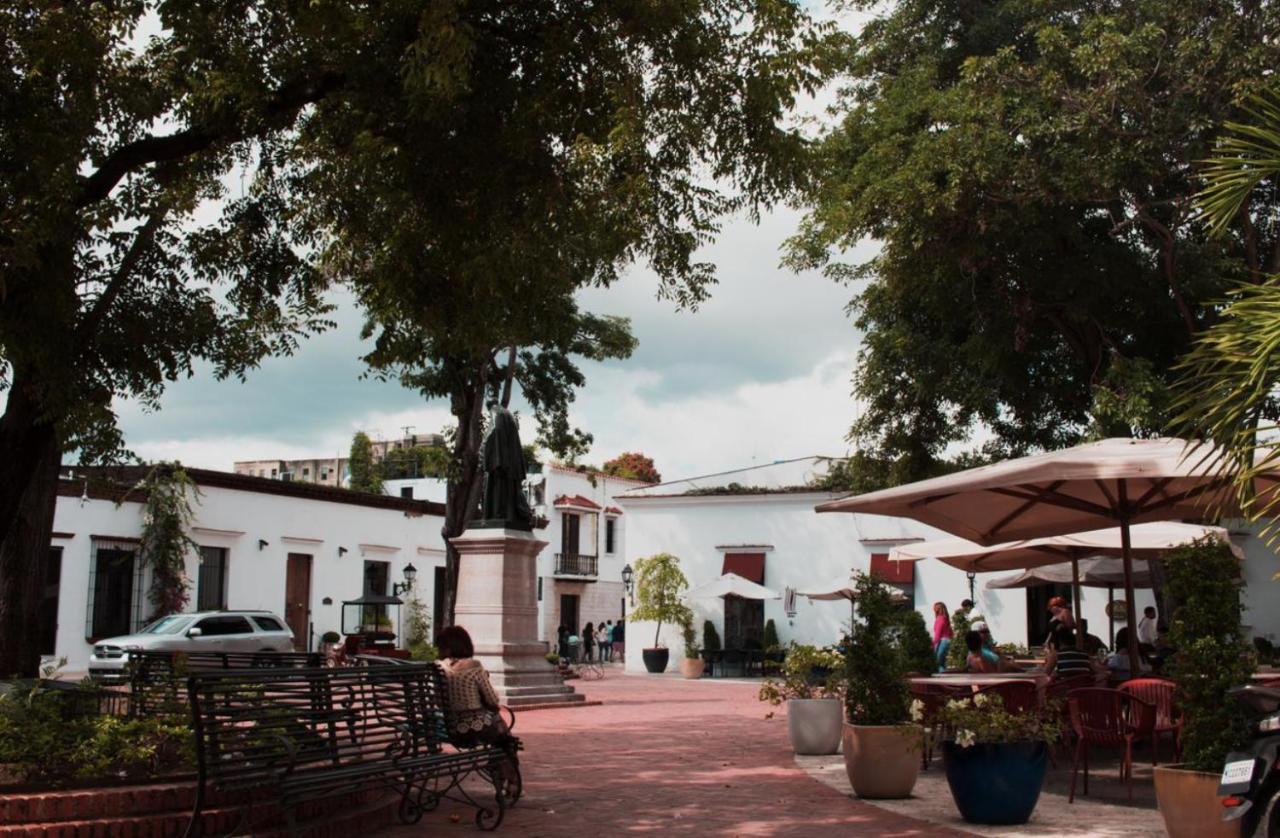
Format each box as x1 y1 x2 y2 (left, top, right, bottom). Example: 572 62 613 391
966 571 977 605
392 562 418 597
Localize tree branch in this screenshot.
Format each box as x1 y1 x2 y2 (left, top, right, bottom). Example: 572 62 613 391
499 344 517 407
76 71 345 209
75 204 170 345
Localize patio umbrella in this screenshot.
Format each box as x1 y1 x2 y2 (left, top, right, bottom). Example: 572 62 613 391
685 572 781 600
816 437 1273 666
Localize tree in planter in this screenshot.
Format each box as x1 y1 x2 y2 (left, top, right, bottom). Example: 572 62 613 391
131 465 199 621
758 644 844 707
946 608 978 671
1164 538 1254 771
682 619 701 661
703 620 723 653
629 554 692 651
763 619 781 651
896 609 938 676
844 573 912 726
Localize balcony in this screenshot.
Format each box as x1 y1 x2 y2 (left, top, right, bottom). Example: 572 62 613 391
554 552 599 580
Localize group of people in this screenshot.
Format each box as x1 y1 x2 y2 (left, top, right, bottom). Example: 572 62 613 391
557 619 625 662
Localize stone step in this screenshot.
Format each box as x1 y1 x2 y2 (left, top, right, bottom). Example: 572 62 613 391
510 698 603 712
500 683 578 697
506 692 588 707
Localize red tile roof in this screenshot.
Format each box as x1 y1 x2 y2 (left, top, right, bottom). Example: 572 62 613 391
604 506 623 516
553 494 602 510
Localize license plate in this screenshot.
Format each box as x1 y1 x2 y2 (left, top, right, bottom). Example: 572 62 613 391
1221 759 1255 786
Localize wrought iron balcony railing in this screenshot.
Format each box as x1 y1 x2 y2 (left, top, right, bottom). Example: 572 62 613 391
554 552 599 577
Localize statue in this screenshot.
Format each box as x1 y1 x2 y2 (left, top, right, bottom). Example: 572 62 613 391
475 400 535 531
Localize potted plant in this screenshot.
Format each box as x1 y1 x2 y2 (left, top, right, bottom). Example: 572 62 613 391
629 553 692 674
933 691 1061 824
703 620 722 653
842 572 921 798
758 643 844 754
680 619 705 679
1153 538 1253 838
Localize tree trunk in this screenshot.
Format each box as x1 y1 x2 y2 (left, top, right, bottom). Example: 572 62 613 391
0 375 63 677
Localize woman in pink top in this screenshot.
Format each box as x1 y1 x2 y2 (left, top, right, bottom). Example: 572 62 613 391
932 601 953 672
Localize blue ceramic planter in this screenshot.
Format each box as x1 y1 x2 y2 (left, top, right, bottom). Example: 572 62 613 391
942 740 1048 825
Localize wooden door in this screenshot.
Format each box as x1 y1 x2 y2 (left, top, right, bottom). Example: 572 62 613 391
723 595 764 649
284 553 312 651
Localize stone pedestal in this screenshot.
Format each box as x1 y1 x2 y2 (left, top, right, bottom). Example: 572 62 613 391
451 528 584 707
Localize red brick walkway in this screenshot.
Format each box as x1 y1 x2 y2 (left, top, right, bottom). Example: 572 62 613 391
386 673 962 836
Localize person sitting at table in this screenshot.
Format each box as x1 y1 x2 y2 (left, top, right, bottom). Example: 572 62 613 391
964 630 999 673
1044 626 1103 681
1105 627 1150 681
971 621 1023 672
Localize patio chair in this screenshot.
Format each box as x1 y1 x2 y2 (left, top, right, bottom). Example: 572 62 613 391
974 680 1038 715
1043 674 1096 764
1067 688 1155 802
1118 678 1181 764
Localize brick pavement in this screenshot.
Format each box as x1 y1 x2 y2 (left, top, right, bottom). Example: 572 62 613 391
386 672 964 837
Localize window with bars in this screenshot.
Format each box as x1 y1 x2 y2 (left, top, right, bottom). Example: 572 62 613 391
85 538 146 640
197 546 228 611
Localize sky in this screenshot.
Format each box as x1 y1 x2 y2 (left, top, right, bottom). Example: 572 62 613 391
116 6 880 484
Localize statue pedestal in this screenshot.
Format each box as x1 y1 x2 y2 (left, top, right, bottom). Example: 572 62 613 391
451 528 584 707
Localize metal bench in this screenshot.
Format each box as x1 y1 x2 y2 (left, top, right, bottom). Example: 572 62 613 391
184 661 521 835
125 650 324 717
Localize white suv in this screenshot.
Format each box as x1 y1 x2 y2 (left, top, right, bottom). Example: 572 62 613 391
89 611 295 678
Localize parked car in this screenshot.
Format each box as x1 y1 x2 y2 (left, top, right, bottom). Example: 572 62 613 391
88 610 294 678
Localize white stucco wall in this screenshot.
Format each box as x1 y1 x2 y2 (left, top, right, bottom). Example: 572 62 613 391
48 480 446 672
616 491 1165 674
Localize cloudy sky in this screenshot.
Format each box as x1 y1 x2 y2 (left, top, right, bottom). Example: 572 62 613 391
118 7 878 484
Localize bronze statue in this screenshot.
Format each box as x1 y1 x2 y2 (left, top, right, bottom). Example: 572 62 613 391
475 400 534 530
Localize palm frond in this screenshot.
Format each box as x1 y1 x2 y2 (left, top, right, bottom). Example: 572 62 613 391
1197 90 1280 237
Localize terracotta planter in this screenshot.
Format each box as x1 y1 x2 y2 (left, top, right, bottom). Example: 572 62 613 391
1154 765 1240 838
842 723 921 799
787 699 842 755
680 658 705 679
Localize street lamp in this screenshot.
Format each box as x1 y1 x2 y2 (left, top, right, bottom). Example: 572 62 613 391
966 571 977 604
392 563 418 597
622 563 634 606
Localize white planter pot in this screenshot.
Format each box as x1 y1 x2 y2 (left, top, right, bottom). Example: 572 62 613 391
787 698 843 755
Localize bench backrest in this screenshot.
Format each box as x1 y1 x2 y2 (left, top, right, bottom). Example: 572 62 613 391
127 650 323 717
188 662 450 788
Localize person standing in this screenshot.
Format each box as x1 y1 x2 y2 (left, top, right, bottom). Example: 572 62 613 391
613 619 625 661
1137 606 1158 646
599 620 614 662
932 602 953 672
582 622 595 662
556 623 570 659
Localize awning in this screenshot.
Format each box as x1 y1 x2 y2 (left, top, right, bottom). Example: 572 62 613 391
722 552 765 584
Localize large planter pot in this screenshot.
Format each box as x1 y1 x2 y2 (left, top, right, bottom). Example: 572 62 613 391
787 699 842 755
942 741 1047 825
680 658 705 679
1154 765 1241 838
842 723 921 798
642 648 670 673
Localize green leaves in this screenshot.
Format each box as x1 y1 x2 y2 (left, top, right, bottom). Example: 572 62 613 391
629 552 692 649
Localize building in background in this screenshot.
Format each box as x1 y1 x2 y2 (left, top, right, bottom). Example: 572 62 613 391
233 432 447 487
46 467 447 672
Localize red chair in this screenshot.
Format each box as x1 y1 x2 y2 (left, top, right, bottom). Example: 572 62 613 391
974 680 1039 715
1118 678 1181 764
1067 688 1155 802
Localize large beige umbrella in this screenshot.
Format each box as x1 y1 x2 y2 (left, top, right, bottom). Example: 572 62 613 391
817 437 1271 666
685 573 781 600
984 557 1156 590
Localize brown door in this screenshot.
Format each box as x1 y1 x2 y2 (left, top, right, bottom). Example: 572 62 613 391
284 553 312 651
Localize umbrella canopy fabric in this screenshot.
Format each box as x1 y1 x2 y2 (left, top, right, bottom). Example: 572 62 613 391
888 522 1241 573
685 572 781 601
816 438 1265 543
799 575 908 602
985 557 1155 590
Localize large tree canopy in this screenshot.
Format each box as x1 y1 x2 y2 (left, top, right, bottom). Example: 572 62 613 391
788 0 1280 485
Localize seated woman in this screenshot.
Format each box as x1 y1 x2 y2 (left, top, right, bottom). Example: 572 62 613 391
965 630 998 673
437 625 514 749
1044 626 1103 682
971 621 1023 672
1105 627 1151 681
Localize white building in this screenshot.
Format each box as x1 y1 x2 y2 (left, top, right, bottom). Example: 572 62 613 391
46 467 448 672
617 457 1165 673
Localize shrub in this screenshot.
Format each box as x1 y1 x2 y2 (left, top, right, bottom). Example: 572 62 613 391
932 692 1061 747
763 619 780 650
545 652 560 665
404 590 431 647
408 642 438 662
703 620 722 652
895 609 936 675
1165 537 1254 772
844 572 911 725
682 619 700 660
946 608 976 670
758 644 843 705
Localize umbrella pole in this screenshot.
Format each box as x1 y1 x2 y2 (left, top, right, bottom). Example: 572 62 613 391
1117 483 1141 669
1108 585 1115 649
1071 557 1084 650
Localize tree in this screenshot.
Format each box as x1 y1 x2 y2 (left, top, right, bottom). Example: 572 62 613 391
380 445 450 481
347 432 382 494
132 464 198 621
1170 88 1280 536
299 1 837 626
629 553 692 650
602 452 662 485
0 2 400 676
787 0 1280 484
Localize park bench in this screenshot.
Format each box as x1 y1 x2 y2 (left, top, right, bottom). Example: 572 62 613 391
125 650 324 717
184 660 521 836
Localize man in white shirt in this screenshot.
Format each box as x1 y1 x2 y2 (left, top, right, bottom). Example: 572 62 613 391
1136 606 1158 649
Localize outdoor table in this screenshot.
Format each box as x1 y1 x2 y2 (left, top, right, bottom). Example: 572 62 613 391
911 673 1051 704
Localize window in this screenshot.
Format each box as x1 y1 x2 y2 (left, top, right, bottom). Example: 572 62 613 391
197 546 228 611
302 468 310 477
561 513 580 555
363 560 390 626
252 615 285 632
87 539 143 640
400 486 414 499
39 547 62 655
605 518 616 554
537 577 543 602
194 615 253 636
271 468 277 477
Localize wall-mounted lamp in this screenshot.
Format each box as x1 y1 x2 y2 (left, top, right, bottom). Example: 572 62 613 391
338 546 349 557
392 563 418 597
622 563 634 607
258 539 269 551
322 597 333 606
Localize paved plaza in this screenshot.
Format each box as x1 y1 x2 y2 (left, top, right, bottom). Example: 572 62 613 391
384 671 1167 837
